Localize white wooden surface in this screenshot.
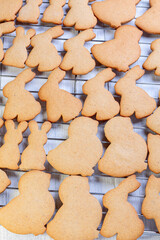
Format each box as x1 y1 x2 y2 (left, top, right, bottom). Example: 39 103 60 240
0 0 160 239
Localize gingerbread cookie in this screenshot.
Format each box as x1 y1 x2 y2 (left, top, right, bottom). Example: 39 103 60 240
92 0 140 28
47 176 102 240
98 117 147 177
91 25 142 72
3 69 41 122
39 68 82 122
115 66 156 119
60 29 96 75
0 22 16 61
148 134 160 174
143 39 160 76
17 0 42 24
136 0 160 34
63 0 97 30
42 0 66 24
0 170 55 235
101 175 144 239
0 0 22 22
0 170 11 193
26 26 64 72
47 117 103 176
147 102 160 135
142 175 160 233
3 27 36 68
0 120 27 170
82 68 119 120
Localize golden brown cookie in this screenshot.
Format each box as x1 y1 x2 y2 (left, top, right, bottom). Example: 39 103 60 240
91 25 142 72
42 0 66 24
0 170 55 235
17 0 42 24
0 170 11 193
3 69 41 122
47 176 102 240
60 29 96 75
142 175 160 233
20 121 51 171
0 0 22 22
82 68 119 120
92 0 140 28
0 120 27 170
38 68 82 122
115 66 156 119
101 175 144 239
148 133 160 174
98 116 147 177
3 27 36 68
26 26 64 72
47 117 103 176
136 0 160 34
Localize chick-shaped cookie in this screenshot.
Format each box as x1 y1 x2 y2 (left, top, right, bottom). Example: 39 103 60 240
91 25 142 72
136 0 160 34
0 120 27 170
3 27 36 68
60 29 96 75
0 22 16 61
143 39 160 76
47 176 102 240
63 0 97 30
0 170 11 193
0 170 55 235
98 117 147 177
17 0 42 24
26 26 64 72
101 175 144 240
82 68 119 120
92 0 140 28
42 0 66 24
39 68 82 122
3 69 41 122
0 0 22 22
115 66 156 119
142 175 160 233
47 117 103 176
20 121 51 171
147 134 160 174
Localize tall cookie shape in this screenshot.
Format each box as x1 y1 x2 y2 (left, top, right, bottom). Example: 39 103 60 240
3 27 36 68
142 175 160 233
143 39 160 76
39 68 82 122
0 0 22 22
42 0 66 24
148 134 160 174
92 0 140 28
82 68 119 120
20 121 51 171
98 117 147 177
3 69 41 122
91 25 142 72
26 26 64 72
0 120 27 170
60 29 96 75
17 0 42 24
136 0 160 34
101 175 144 239
47 117 103 176
115 66 156 119
0 170 55 235
47 176 102 240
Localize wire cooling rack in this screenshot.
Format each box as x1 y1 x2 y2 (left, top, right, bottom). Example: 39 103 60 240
0 0 160 239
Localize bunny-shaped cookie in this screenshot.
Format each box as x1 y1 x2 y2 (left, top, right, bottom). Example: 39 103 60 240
0 0 22 22
101 175 144 240
39 68 82 122
0 120 27 170
47 176 102 240
3 68 41 122
17 0 42 24
20 121 51 170
26 26 64 72
3 27 36 68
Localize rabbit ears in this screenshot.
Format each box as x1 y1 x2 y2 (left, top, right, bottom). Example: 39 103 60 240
29 120 52 133
77 29 96 42
118 175 141 194
15 68 36 84
16 27 36 38
48 68 66 84
5 120 28 133
120 66 144 82
92 68 116 83
0 22 15 37
145 175 160 195
45 26 64 39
